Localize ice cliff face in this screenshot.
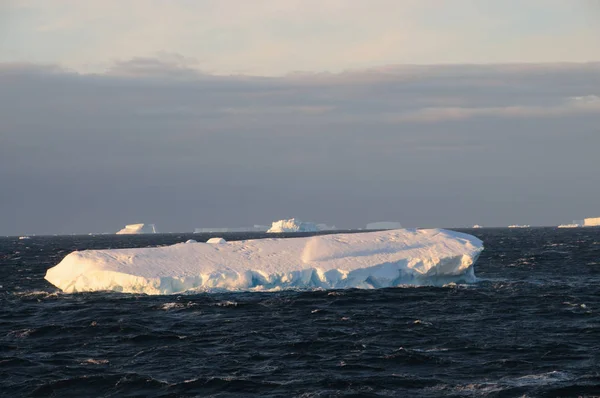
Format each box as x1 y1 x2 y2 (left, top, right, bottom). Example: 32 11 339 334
116 223 157 235
267 219 319 233
45 228 484 295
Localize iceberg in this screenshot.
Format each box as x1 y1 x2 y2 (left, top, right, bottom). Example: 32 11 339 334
44 229 483 295
116 223 157 235
366 221 402 230
557 224 581 228
558 218 599 228
267 218 318 233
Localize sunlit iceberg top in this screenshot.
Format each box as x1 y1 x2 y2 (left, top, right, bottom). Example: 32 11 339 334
267 218 318 233
45 228 483 295
116 223 157 235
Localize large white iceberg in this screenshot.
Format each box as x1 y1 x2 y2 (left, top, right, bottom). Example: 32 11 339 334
116 223 157 235
267 218 318 233
44 229 483 295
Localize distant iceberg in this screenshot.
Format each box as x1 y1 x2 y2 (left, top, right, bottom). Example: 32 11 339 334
583 217 600 227
557 218 597 228
116 223 157 235
267 218 319 233
366 222 402 230
44 228 484 294
557 223 582 228
508 225 530 228
472 225 483 229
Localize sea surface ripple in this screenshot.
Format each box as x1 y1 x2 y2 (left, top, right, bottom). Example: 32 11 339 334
1 228 599 397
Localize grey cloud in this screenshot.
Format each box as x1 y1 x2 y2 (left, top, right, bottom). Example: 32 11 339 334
1 61 600 235
106 53 206 79
391 95 600 123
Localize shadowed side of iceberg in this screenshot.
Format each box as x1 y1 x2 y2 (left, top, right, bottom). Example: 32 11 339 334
46 264 479 294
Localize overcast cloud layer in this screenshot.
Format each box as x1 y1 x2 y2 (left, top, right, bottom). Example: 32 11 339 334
1 61 599 235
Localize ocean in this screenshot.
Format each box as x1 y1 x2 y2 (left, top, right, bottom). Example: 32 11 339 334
1 228 599 397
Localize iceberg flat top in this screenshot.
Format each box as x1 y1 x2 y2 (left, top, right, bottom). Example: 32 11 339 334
116 223 157 235
45 229 483 295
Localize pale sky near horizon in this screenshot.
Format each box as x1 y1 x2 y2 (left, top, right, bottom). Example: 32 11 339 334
1 0 600 75
1 1 600 235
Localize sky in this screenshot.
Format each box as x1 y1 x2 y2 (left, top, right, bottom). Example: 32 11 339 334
1 1 600 235
2 0 600 75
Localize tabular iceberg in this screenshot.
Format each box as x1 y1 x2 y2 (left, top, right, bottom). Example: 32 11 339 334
45 229 483 295
116 223 157 235
558 224 581 228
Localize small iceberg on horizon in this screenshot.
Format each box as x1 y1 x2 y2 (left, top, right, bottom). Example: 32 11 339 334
116 223 157 235
267 218 319 233
557 223 582 228
44 229 484 295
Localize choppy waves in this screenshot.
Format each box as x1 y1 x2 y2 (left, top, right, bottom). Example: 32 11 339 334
1 229 600 396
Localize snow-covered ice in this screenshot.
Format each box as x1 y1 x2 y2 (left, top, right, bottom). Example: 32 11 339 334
366 222 402 230
44 229 483 294
206 237 226 244
267 218 318 233
116 223 157 235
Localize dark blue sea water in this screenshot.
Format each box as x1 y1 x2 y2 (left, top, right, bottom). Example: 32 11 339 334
1 228 599 397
